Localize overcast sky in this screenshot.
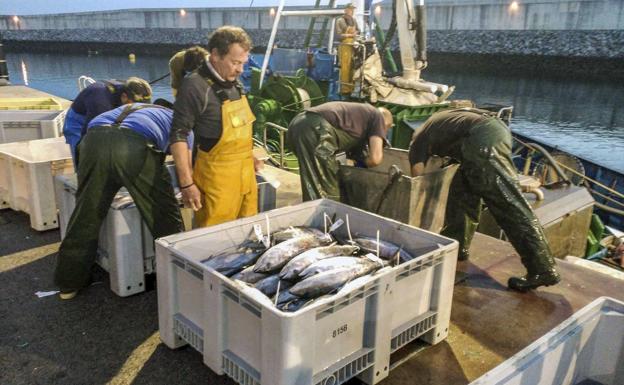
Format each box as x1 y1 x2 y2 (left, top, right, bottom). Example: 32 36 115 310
1 0 360 16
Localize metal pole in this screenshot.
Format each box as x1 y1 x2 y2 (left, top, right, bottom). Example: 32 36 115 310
0 32 9 82
259 0 285 89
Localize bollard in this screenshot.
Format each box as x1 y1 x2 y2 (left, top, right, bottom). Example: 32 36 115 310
0 32 9 83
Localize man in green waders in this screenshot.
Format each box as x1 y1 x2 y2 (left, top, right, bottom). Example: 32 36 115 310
409 108 560 291
287 101 393 201
54 103 194 299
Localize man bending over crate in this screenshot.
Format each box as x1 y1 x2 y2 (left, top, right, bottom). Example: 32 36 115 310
54 103 193 299
409 108 560 292
287 101 393 201
63 77 152 165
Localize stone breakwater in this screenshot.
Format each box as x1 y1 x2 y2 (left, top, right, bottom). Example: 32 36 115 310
3 29 623 59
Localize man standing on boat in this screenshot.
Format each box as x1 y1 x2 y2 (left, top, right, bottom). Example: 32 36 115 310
62 77 152 164
409 108 561 291
336 3 359 96
54 103 193 299
169 26 262 227
287 101 393 201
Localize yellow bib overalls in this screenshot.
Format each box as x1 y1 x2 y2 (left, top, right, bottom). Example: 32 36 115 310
339 33 355 95
193 94 258 227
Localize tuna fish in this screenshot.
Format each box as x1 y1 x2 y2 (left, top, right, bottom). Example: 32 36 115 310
275 290 300 305
278 298 312 312
231 265 269 284
279 244 360 280
254 275 293 297
254 233 333 273
289 260 381 298
349 236 414 262
299 256 366 279
270 226 327 245
202 241 265 277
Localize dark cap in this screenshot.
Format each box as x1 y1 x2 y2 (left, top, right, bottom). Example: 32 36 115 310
345 3 356 9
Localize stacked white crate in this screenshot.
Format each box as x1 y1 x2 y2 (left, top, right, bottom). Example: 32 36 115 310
0 109 66 143
156 199 458 385
470 297 624 385
0 137 73 229
56 172 277 297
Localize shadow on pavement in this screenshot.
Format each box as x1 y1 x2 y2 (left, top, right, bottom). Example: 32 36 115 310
0 250 235 385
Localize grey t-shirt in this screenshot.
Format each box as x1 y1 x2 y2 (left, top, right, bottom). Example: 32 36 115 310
307 102 386 140
335 16 360 36
408 109 491 166
170 57 241 149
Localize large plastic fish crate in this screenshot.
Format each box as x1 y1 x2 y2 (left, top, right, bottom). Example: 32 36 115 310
56 173 277 297
470 297 624 385
156 199 458 385
0 137 73 230
0 109 66 143
339 148 458 233
0 97 64 111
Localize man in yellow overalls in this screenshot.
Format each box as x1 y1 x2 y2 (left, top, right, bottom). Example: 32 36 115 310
170 26 262 227
336 3 359 96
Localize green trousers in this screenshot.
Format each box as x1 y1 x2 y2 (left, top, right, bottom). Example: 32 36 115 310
54 127 183 290
442 118 556 275
287 112 361 201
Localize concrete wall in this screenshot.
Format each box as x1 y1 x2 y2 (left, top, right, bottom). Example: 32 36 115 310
1 0 622 31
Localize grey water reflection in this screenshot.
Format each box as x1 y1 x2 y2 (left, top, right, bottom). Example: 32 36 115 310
6 52 624 172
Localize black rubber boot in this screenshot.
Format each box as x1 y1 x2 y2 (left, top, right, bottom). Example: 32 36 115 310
508 269 561 292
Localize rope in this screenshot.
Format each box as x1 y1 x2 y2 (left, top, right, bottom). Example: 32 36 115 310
513 136 624 201
149 72 170 85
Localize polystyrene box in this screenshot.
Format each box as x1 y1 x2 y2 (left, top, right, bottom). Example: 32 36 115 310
0 109 66 143
156 199 458 385
0 137 73 230
56 172 277 297
470 296 624 385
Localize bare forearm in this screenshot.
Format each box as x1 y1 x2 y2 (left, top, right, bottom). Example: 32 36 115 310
171 142 193 186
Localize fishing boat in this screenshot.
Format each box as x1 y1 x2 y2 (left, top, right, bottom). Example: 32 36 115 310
242 0 623 270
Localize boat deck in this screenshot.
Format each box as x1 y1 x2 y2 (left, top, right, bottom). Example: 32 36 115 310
0 85 72 109
2 188 623 385
1 86 623 385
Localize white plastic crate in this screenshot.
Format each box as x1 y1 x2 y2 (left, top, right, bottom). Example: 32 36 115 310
56 172 277 297
0 137 73 230
156 199 458 385
470 296 624 385
0 109 66 143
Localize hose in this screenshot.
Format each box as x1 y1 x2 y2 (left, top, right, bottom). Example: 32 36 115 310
149 72 170 85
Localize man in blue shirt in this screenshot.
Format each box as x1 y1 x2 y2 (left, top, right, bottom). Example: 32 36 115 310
54 103 193 299
63 77 152 164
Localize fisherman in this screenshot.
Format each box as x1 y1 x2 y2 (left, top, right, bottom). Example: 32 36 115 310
336 3 359 96
287 101 393 201
62 77 152 164
170 26 263 227
54 103 194 299
168 46 209 98
408 108 561 291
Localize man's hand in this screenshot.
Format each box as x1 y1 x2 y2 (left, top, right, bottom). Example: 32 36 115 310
181 184 202 211
253 156 264 172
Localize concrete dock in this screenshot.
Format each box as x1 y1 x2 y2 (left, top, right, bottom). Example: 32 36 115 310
1 86 623 385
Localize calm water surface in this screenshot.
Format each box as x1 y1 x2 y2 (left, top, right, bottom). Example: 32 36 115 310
6 52 624 173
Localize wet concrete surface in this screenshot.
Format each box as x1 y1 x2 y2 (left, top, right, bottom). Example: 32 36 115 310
3 204 623 385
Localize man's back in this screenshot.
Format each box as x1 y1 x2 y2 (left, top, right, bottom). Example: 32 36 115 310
89 104 192 153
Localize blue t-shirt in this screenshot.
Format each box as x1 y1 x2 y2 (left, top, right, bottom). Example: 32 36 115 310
88 104 194 153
